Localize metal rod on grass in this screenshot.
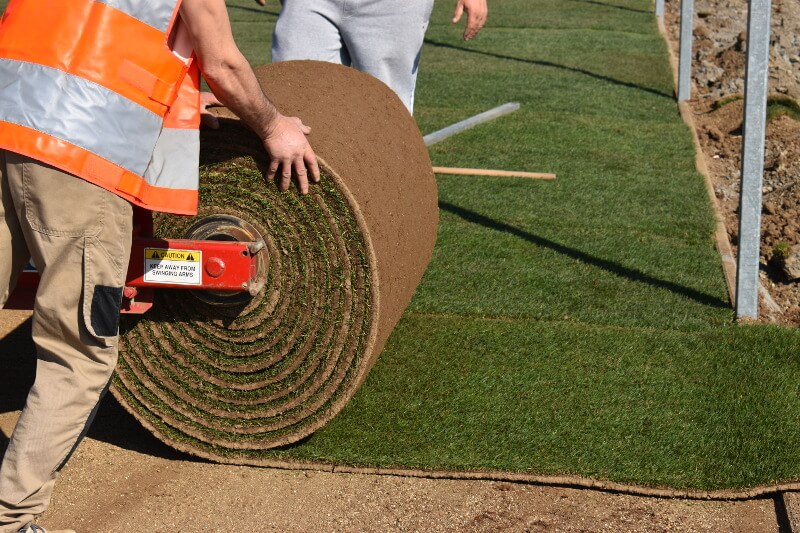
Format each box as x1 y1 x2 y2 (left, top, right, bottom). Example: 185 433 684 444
423 103 521 146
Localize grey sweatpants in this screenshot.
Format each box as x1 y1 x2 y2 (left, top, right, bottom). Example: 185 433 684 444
0 150 133 533
271 0 435 113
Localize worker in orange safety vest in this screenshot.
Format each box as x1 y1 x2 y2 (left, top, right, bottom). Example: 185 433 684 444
0 0 320 531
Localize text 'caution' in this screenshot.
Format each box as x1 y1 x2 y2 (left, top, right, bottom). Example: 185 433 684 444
144 248 202 285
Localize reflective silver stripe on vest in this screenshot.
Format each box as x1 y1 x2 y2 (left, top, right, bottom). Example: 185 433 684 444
96 0 180 33
143 128 199 191
0 59 161 176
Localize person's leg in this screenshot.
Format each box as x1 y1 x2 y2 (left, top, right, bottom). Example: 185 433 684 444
271 0 351 66
340 0 435 112
0 153 132 533
0 150 30 308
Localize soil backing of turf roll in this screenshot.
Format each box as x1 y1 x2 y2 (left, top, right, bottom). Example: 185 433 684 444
253 60 440 351
111 60 438 462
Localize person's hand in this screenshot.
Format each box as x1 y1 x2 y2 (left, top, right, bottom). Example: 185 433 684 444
200 91 222 129
262 115 320 194
452 0 488 40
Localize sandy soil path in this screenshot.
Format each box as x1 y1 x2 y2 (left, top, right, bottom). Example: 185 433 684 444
0 310 787 532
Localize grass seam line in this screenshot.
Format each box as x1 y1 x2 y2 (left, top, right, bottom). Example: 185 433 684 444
405 310 724 335
426 25 655 37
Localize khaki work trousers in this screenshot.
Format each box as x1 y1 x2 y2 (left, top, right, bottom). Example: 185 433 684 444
0 150 133 532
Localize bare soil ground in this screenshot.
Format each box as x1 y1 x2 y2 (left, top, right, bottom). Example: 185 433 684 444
664 0 800 325
0 310 787 532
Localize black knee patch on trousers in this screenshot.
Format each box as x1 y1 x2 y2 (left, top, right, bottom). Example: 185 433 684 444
91 285 123 336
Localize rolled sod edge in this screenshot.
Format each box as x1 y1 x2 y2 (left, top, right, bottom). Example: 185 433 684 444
111 61 438 459
111 160 382 455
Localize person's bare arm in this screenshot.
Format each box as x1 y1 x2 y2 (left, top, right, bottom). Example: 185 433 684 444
179 0 319 193
452 0 488 40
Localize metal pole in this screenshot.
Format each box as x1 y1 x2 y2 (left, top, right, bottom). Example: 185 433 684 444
677 0 695 101
423 103 520 146
735 0 773 319
655 0 665 17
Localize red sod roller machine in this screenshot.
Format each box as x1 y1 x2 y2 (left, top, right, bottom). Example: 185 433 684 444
6 206 268 314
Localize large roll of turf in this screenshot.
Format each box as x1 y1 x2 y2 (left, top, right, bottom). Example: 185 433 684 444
111 61 439 463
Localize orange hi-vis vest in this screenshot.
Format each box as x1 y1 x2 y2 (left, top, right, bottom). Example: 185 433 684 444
0 0 200 215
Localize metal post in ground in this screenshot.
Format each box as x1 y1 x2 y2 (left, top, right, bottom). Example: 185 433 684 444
735 0 773 319
655 0 665 18
677 0 695 101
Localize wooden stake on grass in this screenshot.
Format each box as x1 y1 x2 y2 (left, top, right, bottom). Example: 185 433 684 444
432 166 556 180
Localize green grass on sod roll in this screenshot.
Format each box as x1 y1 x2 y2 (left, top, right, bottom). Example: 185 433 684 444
114 160 376 453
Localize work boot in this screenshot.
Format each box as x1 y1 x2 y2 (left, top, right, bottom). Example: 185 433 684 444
17 525 76 533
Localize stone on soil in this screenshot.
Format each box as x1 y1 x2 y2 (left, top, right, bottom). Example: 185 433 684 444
782 245 800 281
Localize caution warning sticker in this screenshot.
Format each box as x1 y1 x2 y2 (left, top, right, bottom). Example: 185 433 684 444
144 248 202 285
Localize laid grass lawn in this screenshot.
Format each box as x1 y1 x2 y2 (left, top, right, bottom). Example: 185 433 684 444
2 0 795 491
225 0 798 490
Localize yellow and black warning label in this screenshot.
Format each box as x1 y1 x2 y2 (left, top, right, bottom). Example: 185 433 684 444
145 249 200 262
144 248 202 285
